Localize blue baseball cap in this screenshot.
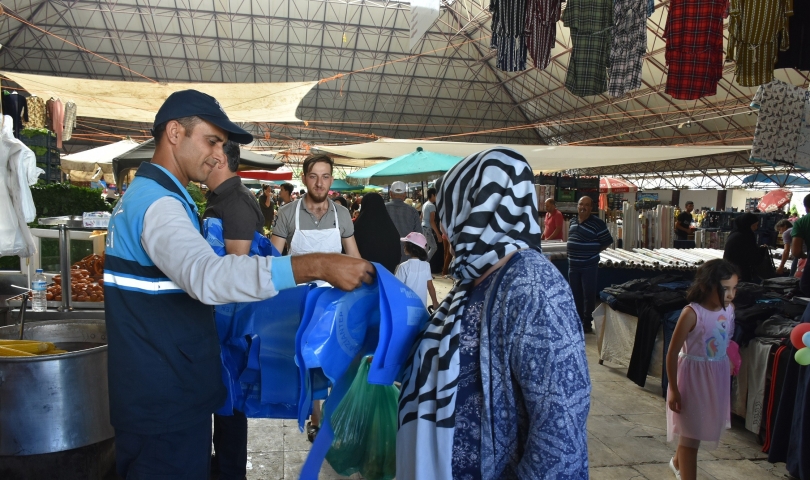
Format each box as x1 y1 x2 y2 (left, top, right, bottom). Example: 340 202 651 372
153 89 253 144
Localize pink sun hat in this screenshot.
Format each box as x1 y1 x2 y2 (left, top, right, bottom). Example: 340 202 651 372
400 232 427 249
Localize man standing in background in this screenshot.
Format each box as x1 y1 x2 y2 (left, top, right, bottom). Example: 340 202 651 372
567 195 613 333
386 181 421 262
202 141 264 480
420 187 442 260
675 201 695 240
542 198 564 241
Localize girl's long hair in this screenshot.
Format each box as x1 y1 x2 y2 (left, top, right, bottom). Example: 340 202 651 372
686 259 739 309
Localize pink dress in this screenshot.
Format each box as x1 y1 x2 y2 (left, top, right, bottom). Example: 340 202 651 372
666 302 734 449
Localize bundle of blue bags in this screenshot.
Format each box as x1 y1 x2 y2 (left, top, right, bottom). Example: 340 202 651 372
204 219 429 479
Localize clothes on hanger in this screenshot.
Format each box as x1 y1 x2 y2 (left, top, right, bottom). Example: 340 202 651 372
727 0 792 87
24 95 46 129
63 101 77 141
490 0 529 71
775 0 809 71
46 97 65 148
750 79 806 166
525 0 563 70
1 92 27 138
562 0 613 97
663 0 727 100
608 0 647 97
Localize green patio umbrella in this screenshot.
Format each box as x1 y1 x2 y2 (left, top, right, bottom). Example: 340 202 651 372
346 147 463 185
330 179 366 192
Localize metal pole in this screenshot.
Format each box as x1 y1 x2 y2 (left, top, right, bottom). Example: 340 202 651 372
58 224 72 312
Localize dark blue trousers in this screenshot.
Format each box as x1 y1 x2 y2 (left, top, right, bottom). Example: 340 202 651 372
212 410 248 480
569 267 599 327
115 417 211 479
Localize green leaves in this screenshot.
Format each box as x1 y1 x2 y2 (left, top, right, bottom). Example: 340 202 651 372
29 183 112 225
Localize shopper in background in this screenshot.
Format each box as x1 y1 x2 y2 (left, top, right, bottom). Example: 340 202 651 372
666 259 738 480
386 181 422 262
775 219 796 276
258 184 275 232
353 192 402 273
395 232 439 310
675 201 696 240
202 140 264 480
791 194 810 295
333 195 348 209
278 182 294 207
397 148 589 480
542 197 564 240
104 90 374 479
420 187 442 260
723 212 763 282
567 195 613 333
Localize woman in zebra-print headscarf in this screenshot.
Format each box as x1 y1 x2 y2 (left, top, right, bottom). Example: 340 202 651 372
396 148 591 479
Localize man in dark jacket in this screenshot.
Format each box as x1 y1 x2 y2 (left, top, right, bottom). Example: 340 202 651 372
723 212 764 282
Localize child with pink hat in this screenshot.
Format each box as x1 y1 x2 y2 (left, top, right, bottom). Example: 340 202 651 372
395 232 439 310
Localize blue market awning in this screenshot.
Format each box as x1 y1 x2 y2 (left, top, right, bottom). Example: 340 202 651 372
741 173 810 186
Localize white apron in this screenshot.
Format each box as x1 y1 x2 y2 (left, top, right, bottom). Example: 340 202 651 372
289 200 342 286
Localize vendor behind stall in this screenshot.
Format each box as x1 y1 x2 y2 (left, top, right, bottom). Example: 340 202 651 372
103 90 374 479
675 201 695 240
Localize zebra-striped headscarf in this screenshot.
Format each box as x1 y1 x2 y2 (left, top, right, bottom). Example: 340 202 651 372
396 148 541 479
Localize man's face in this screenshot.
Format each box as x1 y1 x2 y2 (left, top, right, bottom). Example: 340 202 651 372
173 120 227 183
302 162 333 203
280 189 292 203
545 199 555 213
578 197 593 216
686 203 694 213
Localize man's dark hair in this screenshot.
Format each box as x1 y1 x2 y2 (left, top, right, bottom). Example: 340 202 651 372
280 183 294 194
685 201 694 206
302 154 334 176
262 184 272 193
333 196 348 208
427 187 437 199
152 116 202 144
223 140 240 172
804 193 810 210
775 219 792 231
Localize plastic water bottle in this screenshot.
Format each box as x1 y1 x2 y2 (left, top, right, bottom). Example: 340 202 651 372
31 269 47 312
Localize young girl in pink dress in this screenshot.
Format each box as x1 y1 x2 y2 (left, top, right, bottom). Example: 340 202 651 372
667 259 738 480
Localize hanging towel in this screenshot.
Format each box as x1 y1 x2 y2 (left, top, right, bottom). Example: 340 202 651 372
63 101 77 141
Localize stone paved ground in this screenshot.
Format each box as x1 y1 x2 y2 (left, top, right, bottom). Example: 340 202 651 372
244 277 790 479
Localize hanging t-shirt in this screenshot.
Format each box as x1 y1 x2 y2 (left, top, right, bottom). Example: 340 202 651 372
750 80 806 166
795 88 810 171
395 258 433 307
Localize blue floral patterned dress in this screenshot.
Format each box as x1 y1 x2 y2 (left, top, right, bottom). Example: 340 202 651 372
451 272 497 479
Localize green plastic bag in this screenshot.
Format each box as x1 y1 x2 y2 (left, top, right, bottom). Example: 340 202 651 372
326 358 398 480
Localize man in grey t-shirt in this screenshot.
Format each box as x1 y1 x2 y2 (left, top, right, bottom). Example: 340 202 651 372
421 187 442 261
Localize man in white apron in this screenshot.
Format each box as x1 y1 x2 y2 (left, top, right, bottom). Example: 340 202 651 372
270 154 361 442
271 154 359 259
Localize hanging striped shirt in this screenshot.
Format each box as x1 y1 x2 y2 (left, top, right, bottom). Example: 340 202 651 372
567 215 614 270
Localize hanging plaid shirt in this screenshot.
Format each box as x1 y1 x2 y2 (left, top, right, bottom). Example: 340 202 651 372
562 0 614 97
608 0 648 97
728 0 792 87
526 0 564 70
663 0 727 100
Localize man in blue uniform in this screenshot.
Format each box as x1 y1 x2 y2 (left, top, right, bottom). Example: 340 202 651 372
104 90 374 479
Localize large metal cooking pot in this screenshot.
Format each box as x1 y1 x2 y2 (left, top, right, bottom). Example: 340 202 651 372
0 320 113 455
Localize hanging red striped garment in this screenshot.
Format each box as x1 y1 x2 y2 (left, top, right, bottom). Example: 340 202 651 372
663 0 728 100
526 0 564 70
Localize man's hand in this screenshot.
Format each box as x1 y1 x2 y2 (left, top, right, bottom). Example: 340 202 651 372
292 253 375 291
776 266 786 275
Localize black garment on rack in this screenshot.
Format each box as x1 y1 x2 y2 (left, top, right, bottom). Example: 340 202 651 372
626 291 687 387
775 0 810 71
1 93 28 138
733 304 779 347
767 311 810 480
734 282 768 308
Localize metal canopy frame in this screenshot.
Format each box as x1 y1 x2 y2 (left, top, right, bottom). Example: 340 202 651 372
1 0 808 184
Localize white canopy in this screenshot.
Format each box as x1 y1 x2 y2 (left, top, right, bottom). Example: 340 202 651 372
1 71 318 125
61 139 141 184
316 139 752 172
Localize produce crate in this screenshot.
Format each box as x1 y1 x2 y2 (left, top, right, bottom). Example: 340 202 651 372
556 176 576 189
576 177 600 189
535 174 558 186
556 188 576 203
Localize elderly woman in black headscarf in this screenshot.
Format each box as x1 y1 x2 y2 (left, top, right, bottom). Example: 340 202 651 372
352 192 401 273
396 148 590 480
723 212 764 282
